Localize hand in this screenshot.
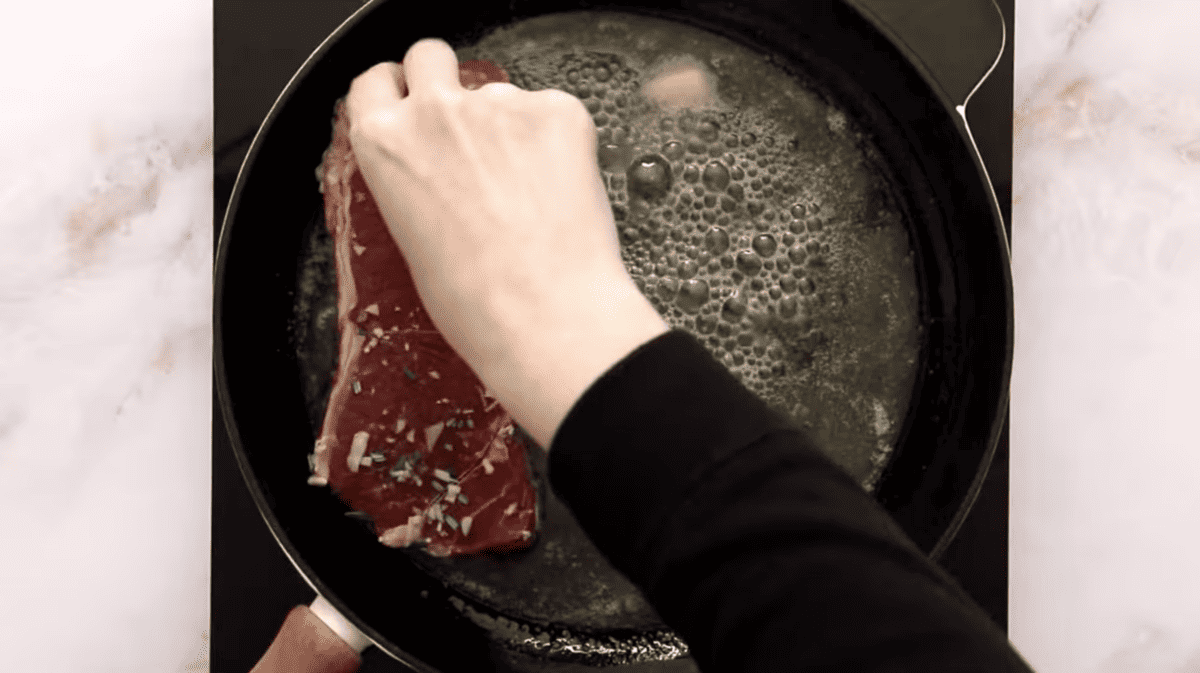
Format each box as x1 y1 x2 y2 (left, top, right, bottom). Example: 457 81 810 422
345 38 668 449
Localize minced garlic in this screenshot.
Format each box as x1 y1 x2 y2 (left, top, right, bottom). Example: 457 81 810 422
347 431 370 472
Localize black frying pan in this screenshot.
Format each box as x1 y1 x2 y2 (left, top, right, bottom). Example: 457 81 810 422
214 0 1010 670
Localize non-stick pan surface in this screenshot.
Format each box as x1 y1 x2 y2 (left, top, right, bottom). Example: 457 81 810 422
214 0 1011 670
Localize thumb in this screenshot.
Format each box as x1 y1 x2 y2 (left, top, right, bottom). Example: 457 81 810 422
401 38 463 96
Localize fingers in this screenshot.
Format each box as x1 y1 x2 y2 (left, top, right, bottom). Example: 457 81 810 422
346 61 406 132
345 37 459 131
402 38 463 97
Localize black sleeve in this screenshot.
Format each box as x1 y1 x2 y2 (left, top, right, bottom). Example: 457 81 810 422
548 329 1034 673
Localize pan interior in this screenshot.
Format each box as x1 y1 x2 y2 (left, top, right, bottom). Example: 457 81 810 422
291 8 920 662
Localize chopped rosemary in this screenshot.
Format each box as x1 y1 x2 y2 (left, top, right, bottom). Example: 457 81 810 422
445 514 459 530
466 419 474 429
352 380 362 394
431 480 444 491
457 493 469 504
403 367 416 380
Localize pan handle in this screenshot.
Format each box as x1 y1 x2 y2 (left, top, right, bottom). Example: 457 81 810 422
248 596 371 673
845 0 1005 111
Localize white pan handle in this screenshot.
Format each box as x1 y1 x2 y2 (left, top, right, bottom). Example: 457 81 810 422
247 596 371 673
309 594 373 654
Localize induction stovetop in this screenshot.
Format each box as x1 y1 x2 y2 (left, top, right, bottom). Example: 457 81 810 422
212 1 1014 670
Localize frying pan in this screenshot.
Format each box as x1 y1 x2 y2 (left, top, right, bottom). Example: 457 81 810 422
214 0 1011 670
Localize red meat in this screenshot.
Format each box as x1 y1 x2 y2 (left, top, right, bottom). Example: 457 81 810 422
309 60 537 557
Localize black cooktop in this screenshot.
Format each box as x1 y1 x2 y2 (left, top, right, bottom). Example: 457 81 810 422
212 2 1014 670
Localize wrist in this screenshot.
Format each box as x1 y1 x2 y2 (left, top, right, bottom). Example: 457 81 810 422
482 274 669 449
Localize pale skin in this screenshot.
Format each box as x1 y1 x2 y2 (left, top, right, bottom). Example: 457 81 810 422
346 38 669 450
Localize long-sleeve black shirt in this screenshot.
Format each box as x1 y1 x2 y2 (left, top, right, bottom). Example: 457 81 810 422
549 329 1034 672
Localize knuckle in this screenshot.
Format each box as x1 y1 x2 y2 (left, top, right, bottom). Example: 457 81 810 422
413 86 462 114
406 37 449 60
541 89 591 122
353 108 401 140
543 88 578 108
477 81 518 102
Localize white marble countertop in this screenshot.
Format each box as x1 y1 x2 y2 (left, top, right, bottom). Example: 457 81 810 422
1009 1 1200 670
0 1 212 671
0 1 1196 671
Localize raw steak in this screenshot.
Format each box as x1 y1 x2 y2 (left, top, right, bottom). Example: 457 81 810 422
308 59 538 557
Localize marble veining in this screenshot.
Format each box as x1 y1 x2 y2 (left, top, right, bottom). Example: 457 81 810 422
1010 1 1200 672
0 0 1196 671
0 0 212 671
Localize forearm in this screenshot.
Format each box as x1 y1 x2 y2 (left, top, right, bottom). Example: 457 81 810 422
650 432 1027 671
549 330 1033 672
